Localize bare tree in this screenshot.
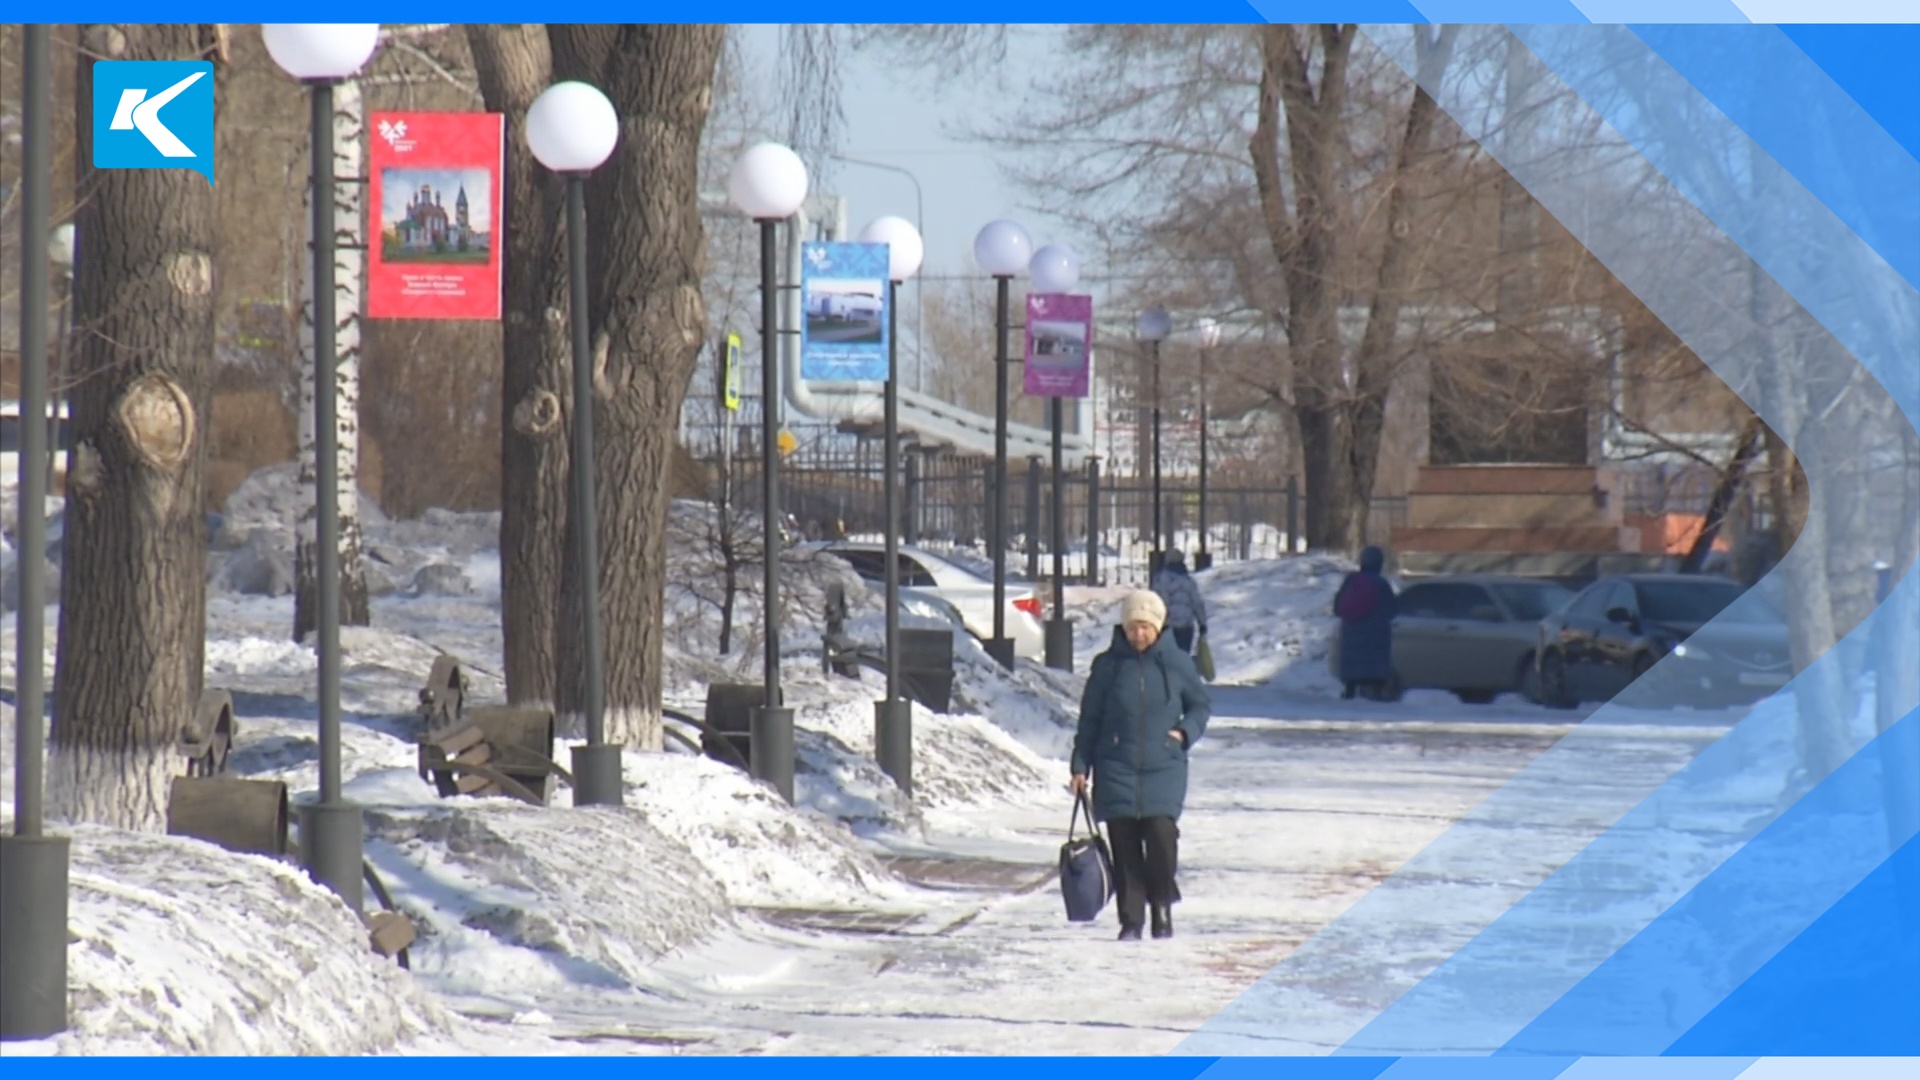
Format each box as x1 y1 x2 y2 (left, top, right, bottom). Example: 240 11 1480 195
292 73 372 643
50 23 221 829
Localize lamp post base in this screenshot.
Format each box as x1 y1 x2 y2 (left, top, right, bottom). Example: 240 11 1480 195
571 743 626 808
0 833 69 1041
298 801 365 913
985 638 1017 671
750 705 796 804
873 698 913 799
1193 551 1214 572
1044 618 1075 672
1147 550 1166 578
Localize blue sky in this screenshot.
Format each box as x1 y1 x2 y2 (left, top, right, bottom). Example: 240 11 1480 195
740 26 1083 284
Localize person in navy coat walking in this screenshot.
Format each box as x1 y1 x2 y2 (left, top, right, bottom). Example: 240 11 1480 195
1071 589 1212 941
1333 545 1398 699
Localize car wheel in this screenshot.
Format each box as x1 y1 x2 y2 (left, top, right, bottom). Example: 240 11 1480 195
1517 653 1541 703
1540 651 1577 709
1455 689 1496 706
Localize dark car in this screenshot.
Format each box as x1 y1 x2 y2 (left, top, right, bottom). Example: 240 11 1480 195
1534 573 1793 709
1327 575 1576 704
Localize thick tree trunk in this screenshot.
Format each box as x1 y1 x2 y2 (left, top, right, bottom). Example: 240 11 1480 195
50 23 219 830
467 25 571 709
1344 29 1459 552
1252 25 1359 554
548 24 726 750
294 77 372 644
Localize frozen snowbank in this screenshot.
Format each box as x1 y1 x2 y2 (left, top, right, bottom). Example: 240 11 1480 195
0 824 459 1057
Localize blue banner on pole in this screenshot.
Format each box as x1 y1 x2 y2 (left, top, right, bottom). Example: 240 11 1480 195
800 241 891 383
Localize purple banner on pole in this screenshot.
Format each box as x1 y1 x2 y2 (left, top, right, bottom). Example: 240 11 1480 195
1023 292 1093 398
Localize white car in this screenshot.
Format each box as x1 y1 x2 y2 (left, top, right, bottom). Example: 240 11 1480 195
809 541 1047 660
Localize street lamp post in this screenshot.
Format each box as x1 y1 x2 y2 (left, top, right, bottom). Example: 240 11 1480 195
264 22 381 912
1138 306 1172 576
729 143 810 804
973 220 1032 671
526 79 624 808
835 156 926 393
857 215 923 796
47 224 73 493
1029 243 1079 672
1 24 67 1043
1194 317 1220 571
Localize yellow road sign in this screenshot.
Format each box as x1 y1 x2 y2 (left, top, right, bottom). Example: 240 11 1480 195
777 429 798 456
722 333 742 411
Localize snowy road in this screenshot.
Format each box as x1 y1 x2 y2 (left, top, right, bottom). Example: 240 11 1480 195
425 703 1615 1056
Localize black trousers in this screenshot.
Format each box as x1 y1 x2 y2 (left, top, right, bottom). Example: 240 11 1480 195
1106 815 1180 928
1170 625 1196 653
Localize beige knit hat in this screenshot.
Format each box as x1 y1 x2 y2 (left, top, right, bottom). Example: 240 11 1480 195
1120 589 1167 631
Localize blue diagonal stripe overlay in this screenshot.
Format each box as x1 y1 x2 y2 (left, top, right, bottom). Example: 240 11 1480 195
1183 22 1919 1059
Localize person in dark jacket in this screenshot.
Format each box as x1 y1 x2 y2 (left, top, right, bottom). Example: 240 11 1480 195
1333 545 1398 700
1071 589 1212 941
1149 550 1208 654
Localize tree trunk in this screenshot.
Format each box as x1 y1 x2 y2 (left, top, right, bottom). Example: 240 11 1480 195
1251 24 1358 554
549 24 727 750
1681 415 1764 574
1344 27 1459 553
50 23 219 830
1754 275 1848 787
467 24 571 709
294 77 372 644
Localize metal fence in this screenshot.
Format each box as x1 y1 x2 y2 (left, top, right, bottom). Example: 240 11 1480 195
695 436 1406 588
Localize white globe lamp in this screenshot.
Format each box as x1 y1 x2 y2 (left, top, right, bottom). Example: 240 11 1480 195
1138 305 1173 343
49 224 75 269
1028 244 1079 294
729 142 810 221
973 219 1032 278
1195 316 1221 349
526 81 619 175
263 24 380 82
858 216 924 283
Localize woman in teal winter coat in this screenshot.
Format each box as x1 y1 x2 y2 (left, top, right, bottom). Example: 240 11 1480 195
1071 589 1212 941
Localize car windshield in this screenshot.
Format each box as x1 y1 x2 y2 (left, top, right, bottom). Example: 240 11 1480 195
1489 583 1574 621
1636 580 1777 625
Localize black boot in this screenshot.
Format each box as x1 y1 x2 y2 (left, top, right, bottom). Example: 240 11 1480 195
1151 905 1173 939
1118 922 1143 941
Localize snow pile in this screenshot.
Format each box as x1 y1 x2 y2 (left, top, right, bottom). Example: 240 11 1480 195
362 801 736 991
1189 555 1354 690
619 752 910 909
1 825 458 1057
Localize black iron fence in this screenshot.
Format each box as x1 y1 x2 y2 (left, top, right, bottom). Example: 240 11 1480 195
695 436 1406 587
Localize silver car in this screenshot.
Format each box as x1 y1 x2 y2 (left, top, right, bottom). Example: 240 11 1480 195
1329 574 1576 704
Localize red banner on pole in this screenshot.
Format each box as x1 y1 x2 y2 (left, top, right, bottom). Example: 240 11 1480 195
367 111 503 321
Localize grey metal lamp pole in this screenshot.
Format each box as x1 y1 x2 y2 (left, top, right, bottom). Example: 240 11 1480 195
1 24 69 1042
265 23 382 911
974 220 1032 671
730 143 810 804
1195 318 1220 571
525 81 625 806
1138 306 1171 576
857 216 923 796
1029 243 1081 672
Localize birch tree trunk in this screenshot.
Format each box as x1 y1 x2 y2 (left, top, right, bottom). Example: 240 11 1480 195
49 23 219 830
293 77 372 644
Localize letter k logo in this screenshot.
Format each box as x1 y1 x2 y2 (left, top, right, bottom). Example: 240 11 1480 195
108 72 206 157
93 60 217 184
